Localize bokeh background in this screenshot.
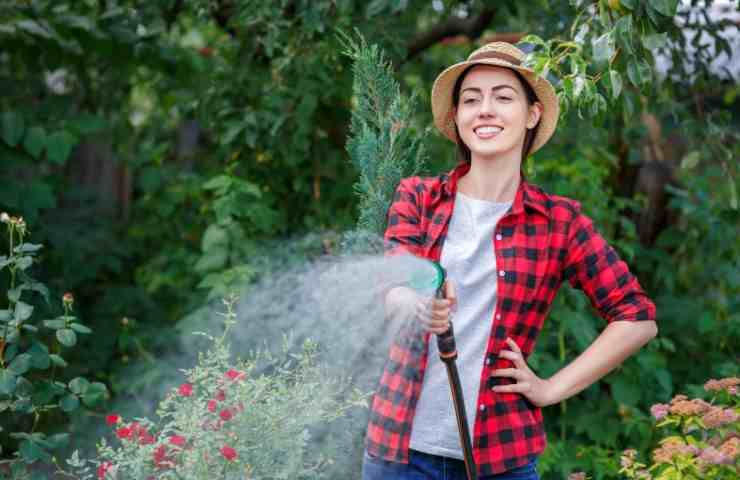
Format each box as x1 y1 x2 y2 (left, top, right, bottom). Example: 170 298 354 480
1 0 738 478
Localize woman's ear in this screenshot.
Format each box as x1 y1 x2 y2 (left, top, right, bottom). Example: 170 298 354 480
527 102 543 129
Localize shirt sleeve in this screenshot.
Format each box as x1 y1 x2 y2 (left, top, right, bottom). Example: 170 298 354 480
384 178 424 257
562 209 656 324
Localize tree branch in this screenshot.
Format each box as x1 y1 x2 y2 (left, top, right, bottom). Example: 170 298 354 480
404 7 497 62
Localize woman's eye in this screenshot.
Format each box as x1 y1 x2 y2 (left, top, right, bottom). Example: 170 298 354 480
498 96 512 101
463 98 477 104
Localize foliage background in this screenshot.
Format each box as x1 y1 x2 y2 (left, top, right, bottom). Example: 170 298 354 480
1 0 738 478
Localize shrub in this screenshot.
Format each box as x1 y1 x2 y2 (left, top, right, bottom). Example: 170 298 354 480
0 213 106 478
59 295 366 479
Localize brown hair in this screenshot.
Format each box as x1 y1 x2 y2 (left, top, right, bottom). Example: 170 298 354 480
451 64 541 165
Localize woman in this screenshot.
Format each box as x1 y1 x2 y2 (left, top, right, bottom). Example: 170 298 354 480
362 42 657 480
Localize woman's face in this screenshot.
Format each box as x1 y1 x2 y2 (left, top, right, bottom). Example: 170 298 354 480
453 65 542 163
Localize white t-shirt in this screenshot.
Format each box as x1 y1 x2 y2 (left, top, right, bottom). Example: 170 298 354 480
409 192 511 459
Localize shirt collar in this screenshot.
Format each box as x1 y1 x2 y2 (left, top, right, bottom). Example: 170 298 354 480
442 161 550 217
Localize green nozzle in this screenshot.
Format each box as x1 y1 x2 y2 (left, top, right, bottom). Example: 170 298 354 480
408 261 445 296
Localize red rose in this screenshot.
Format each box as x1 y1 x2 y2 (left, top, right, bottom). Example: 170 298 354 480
169 435 186 447
97 461 113 479
153 444 174 469
208 399 217 412
106 414 120 426
225 369 246 382
116 425 132 440
220 445 237 461
178 383 193 397
215 389 226 401
219 408 233 421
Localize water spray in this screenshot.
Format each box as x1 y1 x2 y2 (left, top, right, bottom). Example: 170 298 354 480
410 260 478 480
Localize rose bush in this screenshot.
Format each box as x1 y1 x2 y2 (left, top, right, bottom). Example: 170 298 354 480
60 296 367 479
0 213 106 478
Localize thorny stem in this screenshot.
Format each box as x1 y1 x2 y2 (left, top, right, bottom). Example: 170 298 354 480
1 223 18 367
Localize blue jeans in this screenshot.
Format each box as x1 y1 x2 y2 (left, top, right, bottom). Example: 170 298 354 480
362 449 539 480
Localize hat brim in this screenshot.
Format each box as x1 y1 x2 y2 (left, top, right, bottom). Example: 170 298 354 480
431 58 559 155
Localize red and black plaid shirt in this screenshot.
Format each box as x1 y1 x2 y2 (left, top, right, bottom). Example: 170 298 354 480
365 161 656 476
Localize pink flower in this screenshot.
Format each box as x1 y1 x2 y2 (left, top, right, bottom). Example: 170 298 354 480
106 414 120 426
219 408 233 421
169 435 186 447
650 403 670 420
178 383 193 397
207 400 218 412
97 461 113 479
220 445 237 461
225 369 246 382
215 389 226 401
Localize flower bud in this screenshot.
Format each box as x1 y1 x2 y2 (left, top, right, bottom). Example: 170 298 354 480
62 292 74 307
0 212 9 223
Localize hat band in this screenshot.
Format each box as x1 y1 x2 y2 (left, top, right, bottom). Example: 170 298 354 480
467 51 521 66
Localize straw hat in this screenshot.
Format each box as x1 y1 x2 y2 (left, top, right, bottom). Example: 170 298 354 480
431 42 559 155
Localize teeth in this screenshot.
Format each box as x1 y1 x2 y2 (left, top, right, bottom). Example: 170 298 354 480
475 126 502 134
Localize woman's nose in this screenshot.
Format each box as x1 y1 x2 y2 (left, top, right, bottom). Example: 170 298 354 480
478 96 496 116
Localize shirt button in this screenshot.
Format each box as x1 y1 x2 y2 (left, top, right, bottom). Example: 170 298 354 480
479 404 486 411
498 270 505 277
495 234 503 241
495 313 501 320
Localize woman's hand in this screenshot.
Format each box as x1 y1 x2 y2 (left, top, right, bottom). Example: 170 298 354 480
491 337 556 407
414 281 457 335
385 281 457 335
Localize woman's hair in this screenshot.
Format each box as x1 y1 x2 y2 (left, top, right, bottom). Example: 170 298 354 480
451 64 541 165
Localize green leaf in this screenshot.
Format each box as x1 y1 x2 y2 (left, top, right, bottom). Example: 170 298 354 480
9 353 32 375
59 394 79 412
22 126 46 159
14 243 43 253
49 354 67 367
680 151 700 170
56 328 77 347
194 249 228 273
1 112 25 147
593 32 615 62
68 377 89 395
28 343 50 370
16 256 33 270
610 375 642 406
627 59 651 87
67 113 107 136
620 0 636 9
43 318 66 330
46 433 70 449
19 438 51 464
609 70 623 98
81 382 107 406
45 131 77 165
648 0 678 16
0 369 16 395
642 32 669 51
201 224 229 251
14 301 33 322
16 19 52 39
0 309 10 321
70 323 92 334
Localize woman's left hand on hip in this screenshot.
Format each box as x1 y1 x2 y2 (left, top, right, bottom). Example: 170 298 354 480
490 337 555 407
